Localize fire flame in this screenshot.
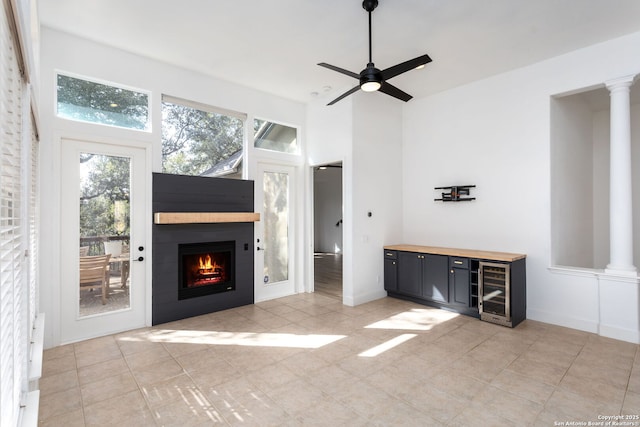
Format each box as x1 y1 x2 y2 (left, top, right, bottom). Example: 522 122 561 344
198 254 220 271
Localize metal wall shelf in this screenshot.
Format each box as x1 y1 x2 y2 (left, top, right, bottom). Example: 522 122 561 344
434 185 476 202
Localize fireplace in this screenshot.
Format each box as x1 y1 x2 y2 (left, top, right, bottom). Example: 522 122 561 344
152 173 255 325
179 241 235 300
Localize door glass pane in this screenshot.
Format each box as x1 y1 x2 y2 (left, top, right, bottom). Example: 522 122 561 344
263 171 289 284
78 153 131 316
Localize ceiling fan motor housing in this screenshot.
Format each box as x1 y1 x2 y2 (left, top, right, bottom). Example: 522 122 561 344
360 63 382 91
362 0 379 12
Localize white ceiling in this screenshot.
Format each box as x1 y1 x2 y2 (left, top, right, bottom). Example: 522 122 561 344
38 0 640 105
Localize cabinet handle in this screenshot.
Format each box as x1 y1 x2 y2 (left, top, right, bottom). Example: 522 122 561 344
450 269 454 273
392 261 396 265
454 260 463 265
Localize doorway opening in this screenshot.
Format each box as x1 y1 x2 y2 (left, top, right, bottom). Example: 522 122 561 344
313 162 343 300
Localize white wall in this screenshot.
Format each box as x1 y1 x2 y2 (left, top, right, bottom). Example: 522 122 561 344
351 95 404 305
39 27 306 347
550 94 595 268
306 91 404 306
593 108 611 269
402 30 640 341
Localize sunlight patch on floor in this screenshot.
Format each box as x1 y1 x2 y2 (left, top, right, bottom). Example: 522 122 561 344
364 308 459 331
358 333 417 357
120 329 346 349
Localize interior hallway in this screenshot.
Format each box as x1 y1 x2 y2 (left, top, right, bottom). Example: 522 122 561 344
314 252 342 300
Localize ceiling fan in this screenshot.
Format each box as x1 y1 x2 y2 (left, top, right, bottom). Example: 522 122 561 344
318 0 432 106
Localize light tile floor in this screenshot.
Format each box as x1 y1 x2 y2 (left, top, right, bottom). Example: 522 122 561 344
39 294 640 426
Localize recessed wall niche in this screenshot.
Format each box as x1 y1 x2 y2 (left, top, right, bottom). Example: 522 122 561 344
550 84 640 269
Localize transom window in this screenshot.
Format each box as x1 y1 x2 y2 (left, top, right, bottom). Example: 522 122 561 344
161 96 245 178
254 119 298 154
56 74 150 131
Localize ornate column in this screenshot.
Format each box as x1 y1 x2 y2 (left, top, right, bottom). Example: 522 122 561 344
605 75 637 275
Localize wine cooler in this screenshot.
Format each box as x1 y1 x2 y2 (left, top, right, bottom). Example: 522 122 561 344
479 262 512 327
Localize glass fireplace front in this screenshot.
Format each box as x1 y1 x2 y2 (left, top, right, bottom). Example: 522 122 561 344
178 241 235 300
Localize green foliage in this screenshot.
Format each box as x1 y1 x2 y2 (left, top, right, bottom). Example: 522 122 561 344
57 75 148 130
161 102 243 176
79 154 130 238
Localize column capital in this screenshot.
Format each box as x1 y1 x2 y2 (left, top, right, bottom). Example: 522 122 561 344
605 74 637 91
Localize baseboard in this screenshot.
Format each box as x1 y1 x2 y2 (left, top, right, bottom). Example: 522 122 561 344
527 308 598 334
351 289 387 306
599 324 640 344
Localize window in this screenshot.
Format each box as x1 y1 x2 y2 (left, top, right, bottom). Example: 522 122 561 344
161 96 245 178
254 119 298 154
1 5 28 424
56 74 150 131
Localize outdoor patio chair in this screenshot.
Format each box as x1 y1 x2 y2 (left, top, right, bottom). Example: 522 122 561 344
79 254 111 304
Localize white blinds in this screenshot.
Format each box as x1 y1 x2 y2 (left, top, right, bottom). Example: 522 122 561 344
0 0 26 425
28 114 38 339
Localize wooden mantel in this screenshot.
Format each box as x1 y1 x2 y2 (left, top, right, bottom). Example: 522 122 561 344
153 212 260 224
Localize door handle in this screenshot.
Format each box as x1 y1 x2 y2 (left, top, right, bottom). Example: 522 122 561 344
132 256 144 262
257 247 262 251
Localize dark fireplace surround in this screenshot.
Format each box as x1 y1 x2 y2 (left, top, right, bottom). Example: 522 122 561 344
152 173 254 325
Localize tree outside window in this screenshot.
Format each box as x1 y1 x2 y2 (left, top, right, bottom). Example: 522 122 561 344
161 99 244 178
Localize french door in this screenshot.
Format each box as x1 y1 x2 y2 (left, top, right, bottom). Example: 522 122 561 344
60 138 148 343
254 163 296 301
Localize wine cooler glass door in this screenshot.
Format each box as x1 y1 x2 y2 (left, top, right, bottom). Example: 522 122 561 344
479 262 510 325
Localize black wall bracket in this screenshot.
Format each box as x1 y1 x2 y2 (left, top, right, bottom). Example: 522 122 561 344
434 185 476 202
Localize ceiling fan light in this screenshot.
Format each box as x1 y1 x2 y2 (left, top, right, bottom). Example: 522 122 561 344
361 81 381 92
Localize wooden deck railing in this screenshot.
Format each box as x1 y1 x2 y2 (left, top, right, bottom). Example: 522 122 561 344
79 235 129 256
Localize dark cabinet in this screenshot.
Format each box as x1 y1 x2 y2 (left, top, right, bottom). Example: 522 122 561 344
394 251 448 302
387 251 479 316
423 254 449 303
384 245 525 326
470 260 480 309
449 259 470 307
383 251 398 292
397 252 423 297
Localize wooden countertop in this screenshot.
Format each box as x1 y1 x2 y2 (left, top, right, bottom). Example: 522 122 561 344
384 244 526 262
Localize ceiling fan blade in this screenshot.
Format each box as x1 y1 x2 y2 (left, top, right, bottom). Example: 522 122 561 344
378 81 413 102
327 86 361 105
380 54 432 81
318 63 360 79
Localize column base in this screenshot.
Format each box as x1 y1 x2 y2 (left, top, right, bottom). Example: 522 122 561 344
605 264 638 277
598 273 640 343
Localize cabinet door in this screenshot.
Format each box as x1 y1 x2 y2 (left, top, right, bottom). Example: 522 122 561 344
450 267 470 307
397 252 422 297
422 254 449 303
384 258 398 291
